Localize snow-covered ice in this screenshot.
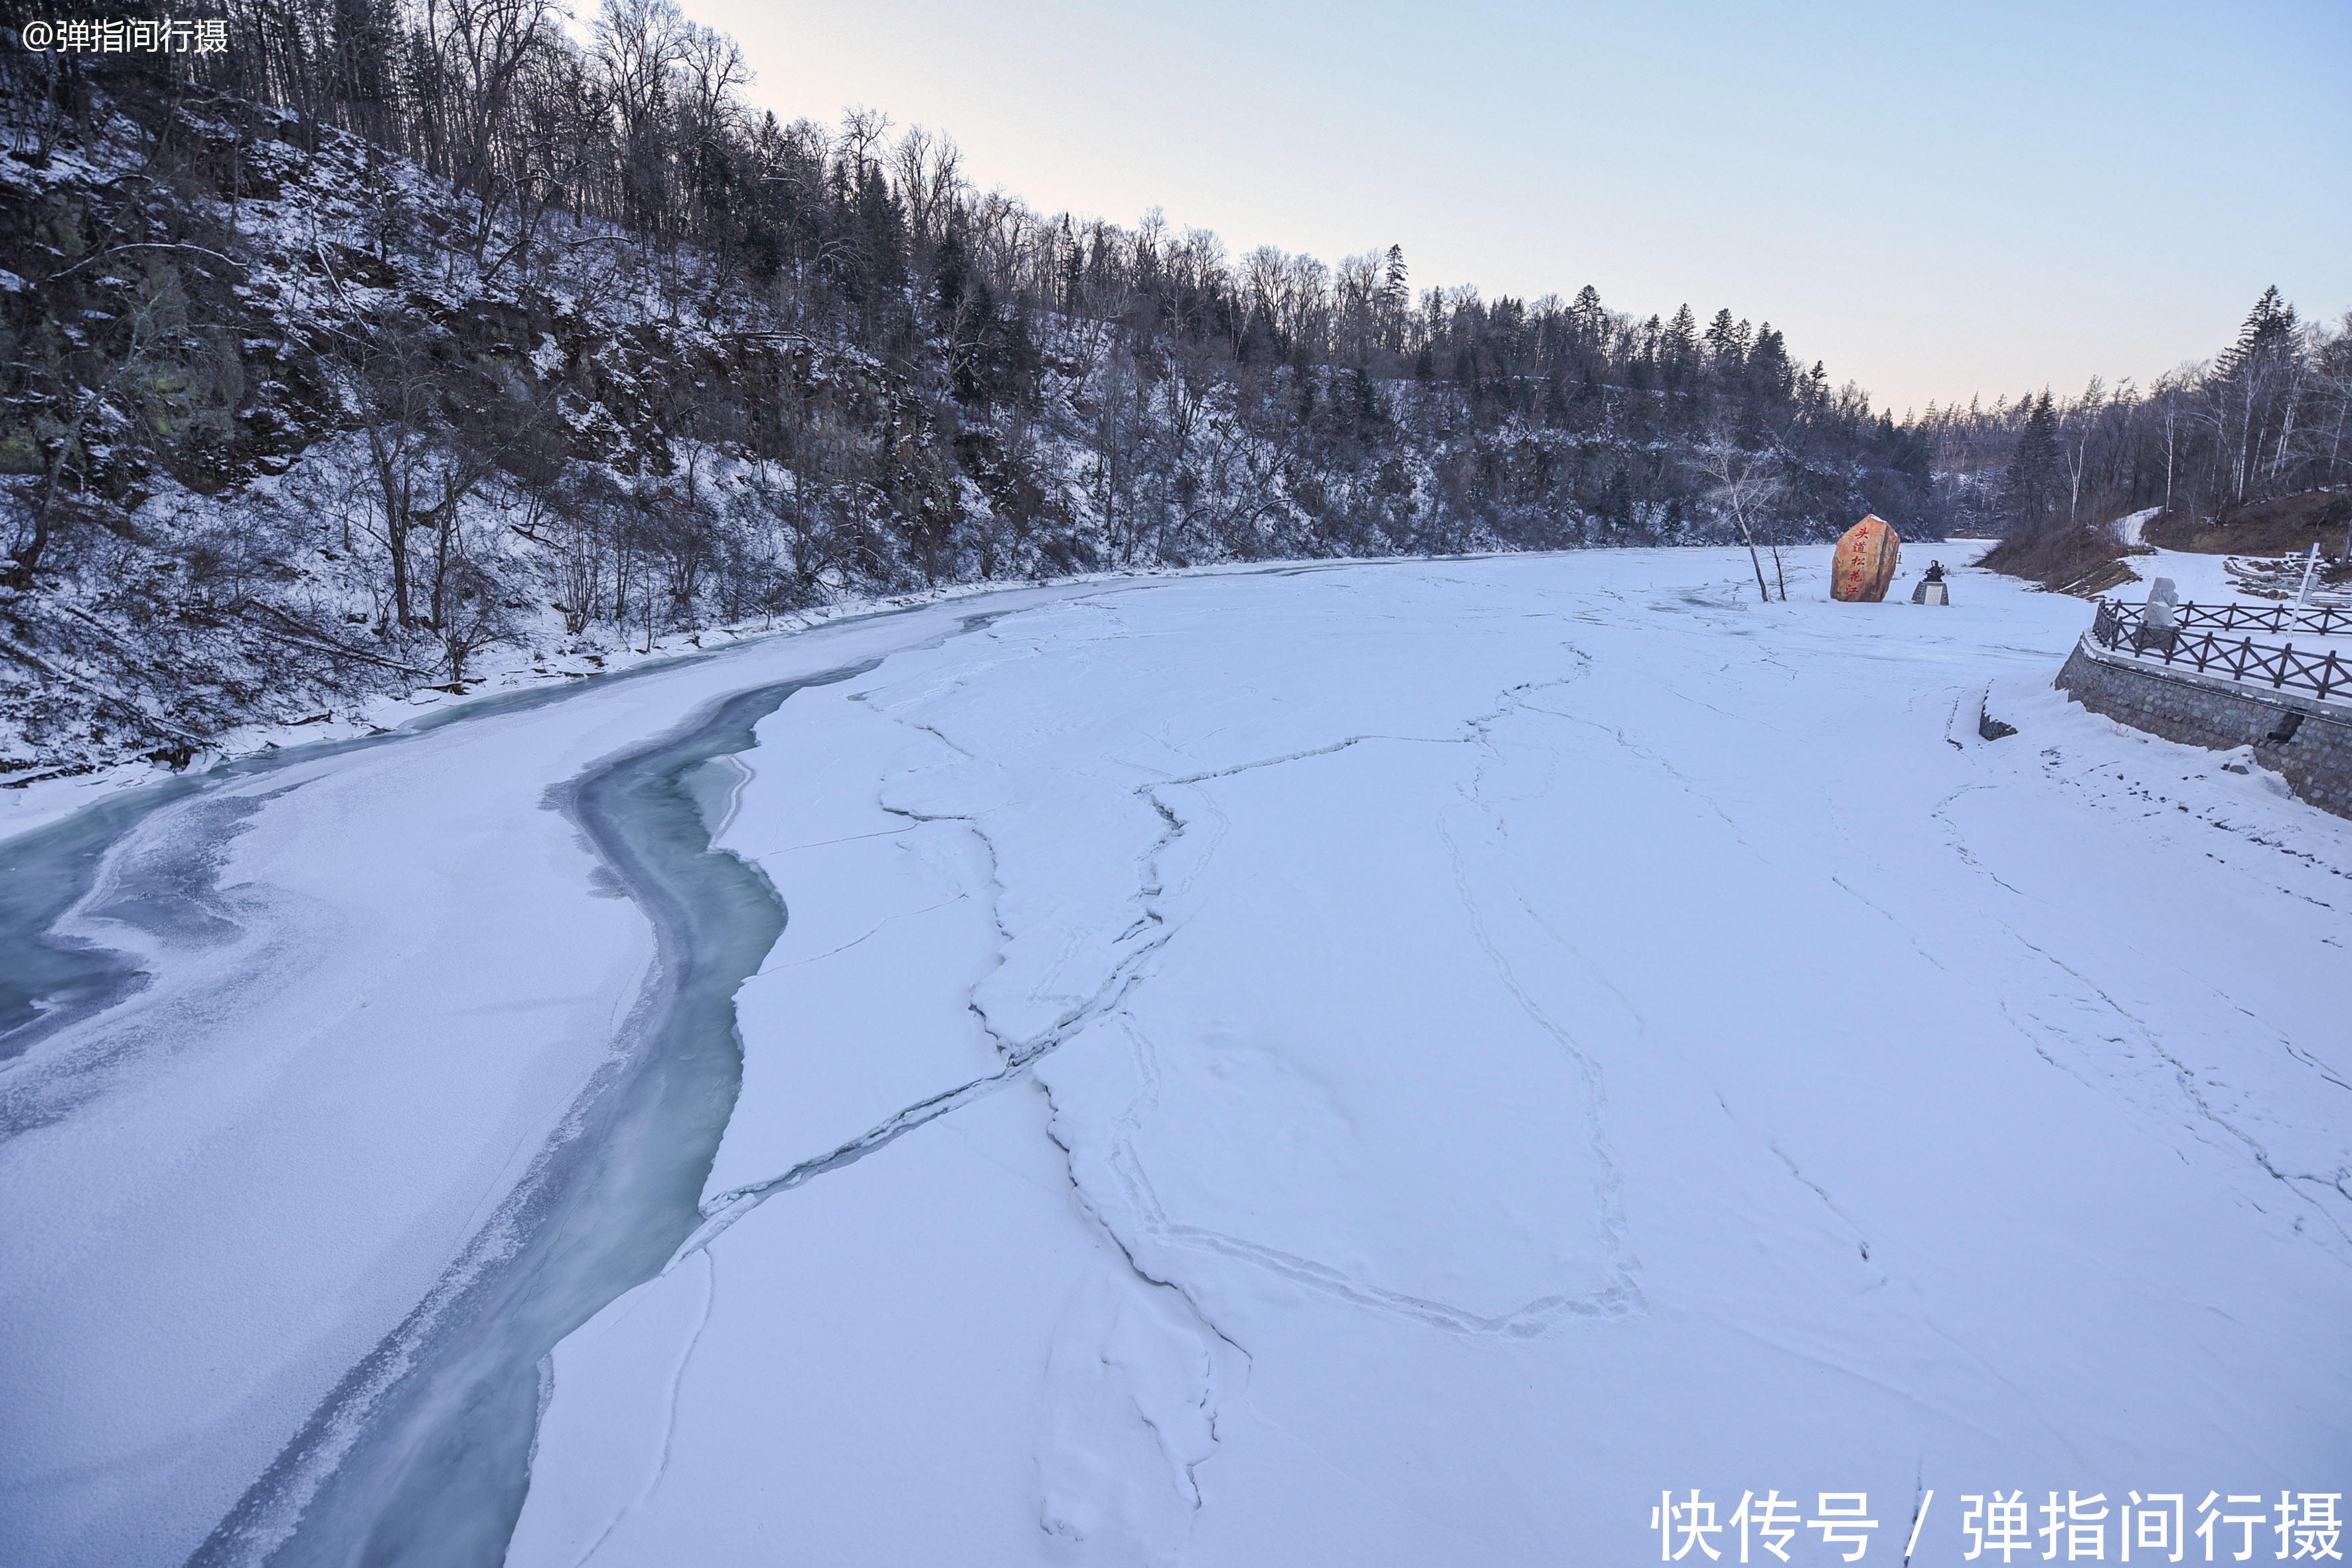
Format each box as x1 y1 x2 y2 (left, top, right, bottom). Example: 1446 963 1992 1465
4 548 2347 1568
0 591 1095 1567
512 548 2350 1565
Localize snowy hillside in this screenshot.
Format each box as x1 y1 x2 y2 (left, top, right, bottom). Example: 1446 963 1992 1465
1 546 2345 1568
3 62 1939 781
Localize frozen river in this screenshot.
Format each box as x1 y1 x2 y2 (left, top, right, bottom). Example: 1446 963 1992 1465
2 549 2345 1567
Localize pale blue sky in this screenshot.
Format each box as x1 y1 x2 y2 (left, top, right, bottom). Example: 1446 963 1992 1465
694 0 2351 415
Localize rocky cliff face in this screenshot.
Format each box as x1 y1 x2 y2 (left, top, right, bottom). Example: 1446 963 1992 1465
0 79 1024 777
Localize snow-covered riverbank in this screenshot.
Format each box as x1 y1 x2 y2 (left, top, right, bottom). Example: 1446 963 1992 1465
4 548 2345 1567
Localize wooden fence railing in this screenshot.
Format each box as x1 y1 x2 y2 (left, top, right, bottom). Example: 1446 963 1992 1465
2132 600 2352 636
2090 599 2350 704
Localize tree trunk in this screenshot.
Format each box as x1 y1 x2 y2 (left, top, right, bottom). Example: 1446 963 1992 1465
365 428 416 625
3 451 66 587
1731 510 1770 601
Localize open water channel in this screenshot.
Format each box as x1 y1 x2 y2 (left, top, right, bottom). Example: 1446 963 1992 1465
0 643 888 1566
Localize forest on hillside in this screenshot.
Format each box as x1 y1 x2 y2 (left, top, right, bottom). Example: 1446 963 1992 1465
1927 286 2352 585
0 0 2345 768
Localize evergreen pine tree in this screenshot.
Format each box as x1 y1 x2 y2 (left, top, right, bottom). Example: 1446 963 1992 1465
1749 325 1790 395
1703 308 1741 368
2212 285 2303 504
2003 390 2062 534
1569 285 1607 354
1380 245 1409 351
1381 245 1409 311
1666 303 1697 354
1664 304 1698 386
2217 285 2297 381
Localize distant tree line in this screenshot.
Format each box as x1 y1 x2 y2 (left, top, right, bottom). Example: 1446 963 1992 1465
1921 287 2352 544
5 0 1940 542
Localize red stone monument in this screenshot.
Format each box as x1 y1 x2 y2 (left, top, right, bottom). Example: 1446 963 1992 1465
1830 514 1901 602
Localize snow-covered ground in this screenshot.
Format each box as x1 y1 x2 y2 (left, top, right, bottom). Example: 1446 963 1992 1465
2112 545 2352 663
2132 546 2286 609
4 548 2347 1568
2106 510 2341 622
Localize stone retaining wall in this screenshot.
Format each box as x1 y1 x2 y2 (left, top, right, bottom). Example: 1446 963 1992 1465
2055 635 2352 819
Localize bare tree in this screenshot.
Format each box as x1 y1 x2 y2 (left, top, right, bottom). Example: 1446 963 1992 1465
890 125 961 262
323 283 542 631
595 0 691 238
420 0 553 210
344 335 493 628
1689 431 1786 600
